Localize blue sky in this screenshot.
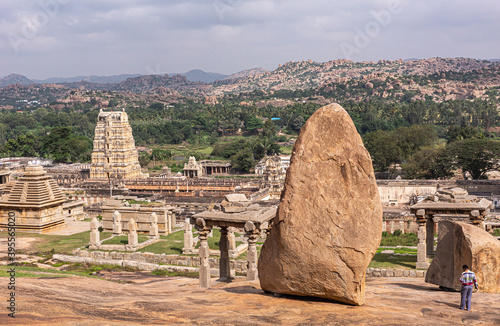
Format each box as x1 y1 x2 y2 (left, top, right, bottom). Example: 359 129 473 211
1 0 499 79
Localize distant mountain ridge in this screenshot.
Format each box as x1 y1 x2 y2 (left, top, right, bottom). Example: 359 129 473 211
0 69 233 88
0 73 35 87
32 74 142 84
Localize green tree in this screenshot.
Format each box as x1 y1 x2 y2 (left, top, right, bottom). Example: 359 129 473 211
396 125 438 160
262 119 277 139
446 125 481 143
245 116 264 132
230 147 255 172
402 147 452 179
40 127 92 163
444 139 500 179
3 133 39 157
363 130 400 172
289 115 305 132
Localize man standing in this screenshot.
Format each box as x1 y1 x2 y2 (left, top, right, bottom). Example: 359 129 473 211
460 264 478 311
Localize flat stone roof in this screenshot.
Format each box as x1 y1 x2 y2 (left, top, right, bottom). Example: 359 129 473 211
194 207 276 224
411 198 491 211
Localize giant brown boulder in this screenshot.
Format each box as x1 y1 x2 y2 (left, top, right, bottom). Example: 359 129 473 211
258 103 382 306
426 220 500 293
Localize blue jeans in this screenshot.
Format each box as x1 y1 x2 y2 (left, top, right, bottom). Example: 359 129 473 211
460 285 473 310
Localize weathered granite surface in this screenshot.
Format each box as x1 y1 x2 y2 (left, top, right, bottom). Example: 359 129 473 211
426 220 500 293
258 103 382 306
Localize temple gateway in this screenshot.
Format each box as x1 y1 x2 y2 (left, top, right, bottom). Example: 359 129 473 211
90 109 145 180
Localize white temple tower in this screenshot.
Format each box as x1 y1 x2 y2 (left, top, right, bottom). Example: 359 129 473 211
90 109 144 180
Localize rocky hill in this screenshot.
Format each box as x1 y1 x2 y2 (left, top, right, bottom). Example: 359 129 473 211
0 73 35 87
209 58 498 96
1 58 499 110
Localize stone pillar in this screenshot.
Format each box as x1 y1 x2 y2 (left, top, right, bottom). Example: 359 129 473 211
426 218 435 256
196 218 212 288
89 217 100 249
390 220 395 234
170 210 176 231
244 221 259 281
128 218 138 247
149 212 159 239
112 210 122 235
399 221 405 234
382 220 386 232
470 210 484 229
183 217 194 254
415 209 429 269
218 227 231 281
228 227 237 251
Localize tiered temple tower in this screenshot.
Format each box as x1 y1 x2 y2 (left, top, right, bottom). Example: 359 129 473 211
90 109 144 180
0 165 65 233
263 156 286 199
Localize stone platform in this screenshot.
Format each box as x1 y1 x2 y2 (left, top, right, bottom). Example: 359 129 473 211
1 275 499 325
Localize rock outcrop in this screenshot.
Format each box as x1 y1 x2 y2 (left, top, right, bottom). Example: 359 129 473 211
426 220 500 293
258 103 382 306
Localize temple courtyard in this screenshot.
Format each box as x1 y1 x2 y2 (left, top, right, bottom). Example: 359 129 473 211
1 273 499 325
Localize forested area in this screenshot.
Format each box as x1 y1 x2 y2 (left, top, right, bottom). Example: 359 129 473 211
0 96 498 178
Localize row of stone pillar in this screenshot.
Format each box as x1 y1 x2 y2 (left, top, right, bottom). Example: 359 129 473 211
90 212 160 248
183 218 237 255
194 218 261 288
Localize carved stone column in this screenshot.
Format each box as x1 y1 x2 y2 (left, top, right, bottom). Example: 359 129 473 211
128 218 138 248
112 210 122 235
183 217 194 254
415 209 429 269
244 221 259 281
89 217 100 249
149 212 159 240
426 218 435 256
228 227 237 258
196 218 212 288
219 226 231 280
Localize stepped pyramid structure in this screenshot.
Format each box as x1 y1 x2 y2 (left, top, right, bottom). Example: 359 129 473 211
90 109 144 180
0 165 66 233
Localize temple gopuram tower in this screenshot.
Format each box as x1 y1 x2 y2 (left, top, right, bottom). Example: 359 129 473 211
90 109 144 180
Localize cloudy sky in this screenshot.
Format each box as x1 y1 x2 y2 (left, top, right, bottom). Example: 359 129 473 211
1 0 499 79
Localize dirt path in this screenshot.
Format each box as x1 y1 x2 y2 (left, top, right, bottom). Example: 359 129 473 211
0 274 499 325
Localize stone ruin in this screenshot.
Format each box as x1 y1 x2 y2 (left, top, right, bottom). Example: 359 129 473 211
258 103 382 306
410 187 492 269
412 187 499 293
0 165 66 233
426 220 500 293
192 193 278 288
89 212 160 251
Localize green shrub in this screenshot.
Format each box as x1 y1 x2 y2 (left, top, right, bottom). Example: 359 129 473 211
393 229 403 236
